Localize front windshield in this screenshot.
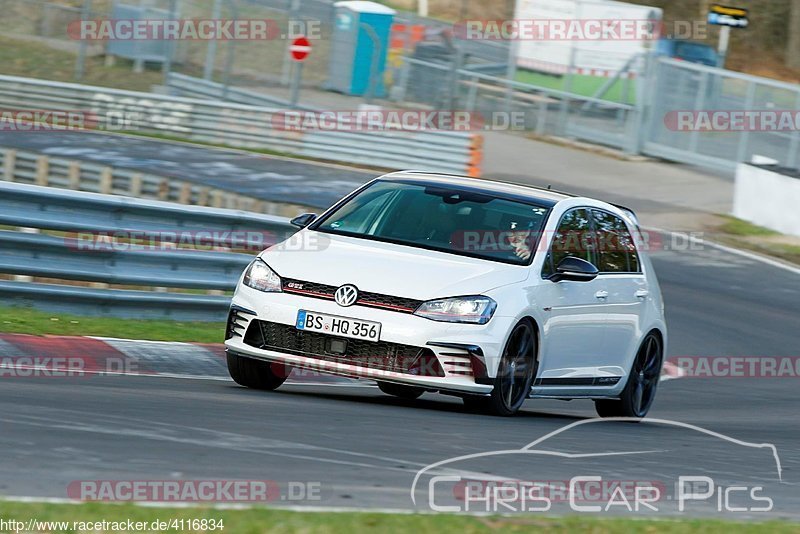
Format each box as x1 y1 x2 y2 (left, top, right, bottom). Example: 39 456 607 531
314 180 550 265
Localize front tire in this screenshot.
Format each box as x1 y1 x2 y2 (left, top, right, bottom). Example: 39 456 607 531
227 352 289 390
595 333 663 419
377 381 424 399
462 321 537 416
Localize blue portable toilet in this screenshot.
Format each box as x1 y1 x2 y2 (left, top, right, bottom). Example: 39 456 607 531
328 1 396 97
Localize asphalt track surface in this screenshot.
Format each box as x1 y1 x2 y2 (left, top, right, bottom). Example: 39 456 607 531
1 239 798 519
0 131 371 208
0 133 798 519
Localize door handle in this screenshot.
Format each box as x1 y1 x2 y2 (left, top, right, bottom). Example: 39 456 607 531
635 289 649 299
594 290 608 300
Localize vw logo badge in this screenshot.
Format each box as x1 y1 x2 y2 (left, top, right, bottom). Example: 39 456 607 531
334 284 359 307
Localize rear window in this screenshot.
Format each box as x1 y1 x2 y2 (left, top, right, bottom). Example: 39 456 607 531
592 209 641 273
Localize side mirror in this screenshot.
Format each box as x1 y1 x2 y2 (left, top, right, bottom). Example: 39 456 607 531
548 256 599 283
290 213 317 228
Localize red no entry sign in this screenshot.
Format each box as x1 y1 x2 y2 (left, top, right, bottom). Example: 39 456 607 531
290 36 311 62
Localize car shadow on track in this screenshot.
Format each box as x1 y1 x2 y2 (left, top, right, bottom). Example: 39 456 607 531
224 383 590 421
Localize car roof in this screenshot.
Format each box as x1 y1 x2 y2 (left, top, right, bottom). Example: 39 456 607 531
379 170 574 208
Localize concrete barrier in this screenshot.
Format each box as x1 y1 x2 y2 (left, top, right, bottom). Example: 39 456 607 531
733 159 800 237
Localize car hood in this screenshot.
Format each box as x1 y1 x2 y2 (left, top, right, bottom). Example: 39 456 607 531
261 231 530 300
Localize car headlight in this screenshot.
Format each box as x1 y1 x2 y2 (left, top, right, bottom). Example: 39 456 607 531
414 296 496 324
243 258 282 292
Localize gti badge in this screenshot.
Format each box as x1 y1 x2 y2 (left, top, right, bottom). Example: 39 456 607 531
334 284 359 307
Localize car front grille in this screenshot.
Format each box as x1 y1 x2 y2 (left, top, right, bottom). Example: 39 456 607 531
281 278 423 313
243 320 444 377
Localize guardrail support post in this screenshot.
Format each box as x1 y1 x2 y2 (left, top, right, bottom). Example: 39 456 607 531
100 167 113 194
3 149 16 182
13 228 39 283
536 99 547 136
35 155 49 186
158 179 170 201
68 161 81 189
465 75 478 112
129 173 142 197
179 183 192 204
198 187 210 206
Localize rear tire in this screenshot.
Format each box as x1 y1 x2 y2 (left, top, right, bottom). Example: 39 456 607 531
595 333 663 419
462 321 537 416
227 352 289 390
377 381 424 399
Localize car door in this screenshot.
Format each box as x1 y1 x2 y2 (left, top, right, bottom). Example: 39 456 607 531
535 208 609 386
591 209 647 375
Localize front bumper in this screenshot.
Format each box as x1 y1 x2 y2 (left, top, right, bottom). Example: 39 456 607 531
224 284 517 395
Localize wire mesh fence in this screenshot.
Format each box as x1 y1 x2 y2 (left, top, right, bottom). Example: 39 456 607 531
643 57 800 171
3 0 800 173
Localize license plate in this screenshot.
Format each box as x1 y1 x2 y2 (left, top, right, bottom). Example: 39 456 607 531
296 310 381 342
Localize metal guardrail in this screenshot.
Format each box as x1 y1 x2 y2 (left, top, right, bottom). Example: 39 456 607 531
0 181 296 321
0 74 483 176
0 230 252 290
641 57 800 173
166 73 315 110
0 281 231 322
395 57 639 153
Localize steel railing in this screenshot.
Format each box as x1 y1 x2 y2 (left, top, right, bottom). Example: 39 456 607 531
0 147 310 216
0 74 483 176
0 181 296 321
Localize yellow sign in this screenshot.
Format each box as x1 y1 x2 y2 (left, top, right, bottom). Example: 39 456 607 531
708 4 748 28
710 4 748 17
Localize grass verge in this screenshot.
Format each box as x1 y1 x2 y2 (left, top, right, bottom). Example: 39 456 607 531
716 215 780 237
0 501 796 533
0 36 163 92
0 306 224 343
515 69 636 103
710 215 800 266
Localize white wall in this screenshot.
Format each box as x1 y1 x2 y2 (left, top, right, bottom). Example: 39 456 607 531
733 163 800 237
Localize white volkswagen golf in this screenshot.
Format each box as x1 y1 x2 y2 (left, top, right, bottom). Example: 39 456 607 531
224 172 667 418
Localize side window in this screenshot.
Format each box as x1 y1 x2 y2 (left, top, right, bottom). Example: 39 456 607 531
542 208 595 278
592 209 641 273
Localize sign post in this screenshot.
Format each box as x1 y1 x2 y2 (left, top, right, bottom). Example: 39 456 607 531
289 36 311 108
707 4 749 69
